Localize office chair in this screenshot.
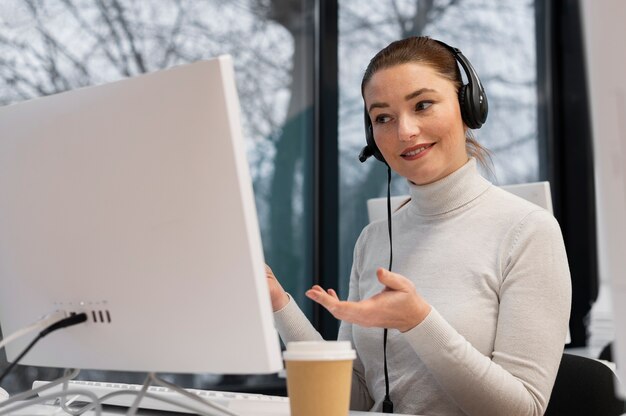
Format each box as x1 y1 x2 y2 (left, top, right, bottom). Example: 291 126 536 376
544 353 625 416
600 342 614 362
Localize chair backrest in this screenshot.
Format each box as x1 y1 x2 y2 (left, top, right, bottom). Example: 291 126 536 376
500 181 554 214
366 181 571 344
366 195 412 224
545 353 625 416
366 181 553 223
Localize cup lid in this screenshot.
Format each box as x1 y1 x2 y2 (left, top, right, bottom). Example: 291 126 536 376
283 341 356 361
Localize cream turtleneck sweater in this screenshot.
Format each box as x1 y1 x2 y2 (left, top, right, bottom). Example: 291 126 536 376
274 158 571 416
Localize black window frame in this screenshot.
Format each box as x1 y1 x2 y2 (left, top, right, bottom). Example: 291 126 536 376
536 0 597 348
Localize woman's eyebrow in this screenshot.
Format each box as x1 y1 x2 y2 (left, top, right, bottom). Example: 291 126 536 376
368 88 438 113
368 101 388 113
404 88 437 101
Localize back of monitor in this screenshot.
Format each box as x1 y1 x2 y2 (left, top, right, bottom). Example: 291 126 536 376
0 57 282 374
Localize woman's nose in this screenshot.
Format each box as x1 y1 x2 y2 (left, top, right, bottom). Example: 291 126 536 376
397 115 420 141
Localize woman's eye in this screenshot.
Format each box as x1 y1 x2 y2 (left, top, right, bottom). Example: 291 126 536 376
375 115 391 124
416 101 433 111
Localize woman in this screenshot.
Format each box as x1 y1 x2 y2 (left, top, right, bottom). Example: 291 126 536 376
267 36 571 416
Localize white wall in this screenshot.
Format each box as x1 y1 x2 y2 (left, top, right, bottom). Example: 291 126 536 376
581 0 626 398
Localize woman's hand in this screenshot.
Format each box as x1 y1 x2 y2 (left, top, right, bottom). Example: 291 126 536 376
265 264 290 312
305 268 431 332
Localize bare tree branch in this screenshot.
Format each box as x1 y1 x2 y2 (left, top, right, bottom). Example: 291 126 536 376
60 0 127 76
111 0 147 73
95 0 133 75
157 0 186 69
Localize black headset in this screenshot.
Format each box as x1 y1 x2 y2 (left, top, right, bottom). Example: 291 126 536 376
358 39 488 164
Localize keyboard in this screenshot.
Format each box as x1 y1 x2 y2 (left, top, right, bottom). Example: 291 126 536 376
32 380 290 415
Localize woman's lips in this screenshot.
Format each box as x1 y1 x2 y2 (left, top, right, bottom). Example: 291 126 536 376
401 143 435 160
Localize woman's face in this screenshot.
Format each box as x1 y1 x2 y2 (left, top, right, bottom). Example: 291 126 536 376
363 62 469 185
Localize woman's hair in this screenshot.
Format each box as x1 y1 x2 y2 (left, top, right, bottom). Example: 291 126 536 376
361 36 492 169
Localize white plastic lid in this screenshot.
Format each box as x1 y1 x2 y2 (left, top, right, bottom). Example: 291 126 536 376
283 341 356 361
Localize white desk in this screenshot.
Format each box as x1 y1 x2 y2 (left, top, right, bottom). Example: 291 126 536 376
8 403 393 415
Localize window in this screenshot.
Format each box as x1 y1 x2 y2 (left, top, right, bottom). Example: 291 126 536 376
337 0 541 295
0 0 314 394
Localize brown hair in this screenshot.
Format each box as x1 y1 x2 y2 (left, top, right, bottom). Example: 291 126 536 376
361 36 492 170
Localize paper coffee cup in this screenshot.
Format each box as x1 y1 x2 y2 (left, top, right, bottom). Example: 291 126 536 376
283 341 356 416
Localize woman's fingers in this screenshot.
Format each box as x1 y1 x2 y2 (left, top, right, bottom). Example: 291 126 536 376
265 264 276 279
265 263 290 312
306 286 370 325
306 272 429 331
376 267 412 291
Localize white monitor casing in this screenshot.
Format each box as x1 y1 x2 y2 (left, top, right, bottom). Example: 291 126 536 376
0 57 283 374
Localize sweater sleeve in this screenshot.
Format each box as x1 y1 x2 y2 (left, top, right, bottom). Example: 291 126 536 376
273 295 322 343
403 210 571 416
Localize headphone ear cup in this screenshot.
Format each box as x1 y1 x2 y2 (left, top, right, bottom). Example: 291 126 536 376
458 84 474 129
459 83 486 130
364 109 386 163
433 39 488 130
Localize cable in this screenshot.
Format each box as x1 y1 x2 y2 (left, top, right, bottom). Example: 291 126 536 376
0 311 67 351
59 372 239 416
0 368 80 411
1 369 238 416
150 373 240 416
62 389 231 416
0 368 99 416
382 164 394 414
386 165 394 273
0 313 87 385
0 389 101 416
59 373 239 416
126 373 152 416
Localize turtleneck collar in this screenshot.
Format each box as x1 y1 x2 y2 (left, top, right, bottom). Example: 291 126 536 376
407 158 491 217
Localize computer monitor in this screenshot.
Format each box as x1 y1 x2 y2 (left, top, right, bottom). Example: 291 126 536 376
0 56 283 374
581 0 626 398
